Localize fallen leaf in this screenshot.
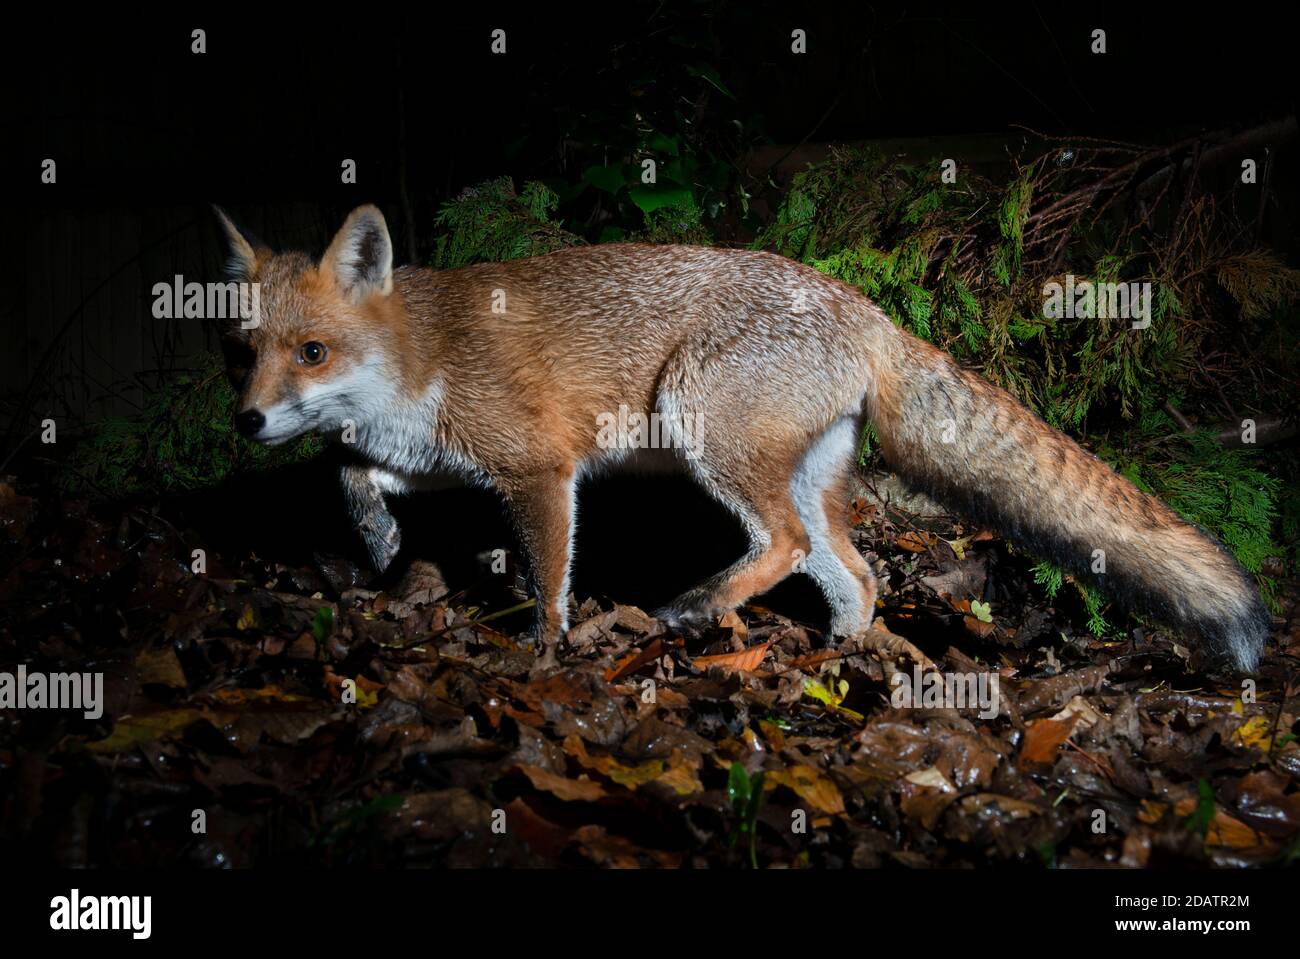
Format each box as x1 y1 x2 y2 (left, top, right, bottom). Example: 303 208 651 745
323 670 383 709
516 764 608 801
694 640 773 673
958 793 1041 819
134 646 187 688
904 766 956 792
895 531 938 553
1231 715 1274 751
236 604 258 631
803 677 865 722
1141 797 1265 850
1020 718 1075 767
898 766 958 829
572 825 680 868
604 638 666 682
86 708 209 753
765 763 846 815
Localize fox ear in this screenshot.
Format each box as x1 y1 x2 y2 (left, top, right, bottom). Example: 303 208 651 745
321 205 393 301
212 205 269 282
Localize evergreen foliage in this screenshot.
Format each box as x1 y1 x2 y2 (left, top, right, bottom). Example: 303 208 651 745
60 358 324 497
430 178 583 270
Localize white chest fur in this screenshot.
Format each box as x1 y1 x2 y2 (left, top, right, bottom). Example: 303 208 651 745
351 378 491 490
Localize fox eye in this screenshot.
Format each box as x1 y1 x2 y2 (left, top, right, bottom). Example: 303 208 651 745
299 341 328 366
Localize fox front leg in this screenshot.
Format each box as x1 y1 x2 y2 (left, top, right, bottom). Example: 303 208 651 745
340 464 402 574
500 467 577 671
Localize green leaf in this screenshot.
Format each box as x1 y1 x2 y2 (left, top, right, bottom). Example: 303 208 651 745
970 600 993 623
747 772 766 821
745 770 765 868
311 606 334 645
646 132 680 156
582 164 627 194
727 762 751 810
1184 779 1216 837
1035 841 1058 868
629 185 695 214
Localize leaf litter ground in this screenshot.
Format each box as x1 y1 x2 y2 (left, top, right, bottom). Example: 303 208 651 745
1 476 1297 868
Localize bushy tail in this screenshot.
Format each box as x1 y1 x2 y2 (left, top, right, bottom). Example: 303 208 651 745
868 329 1270 671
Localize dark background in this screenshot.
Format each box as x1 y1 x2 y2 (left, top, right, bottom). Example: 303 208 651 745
6 3 1297 209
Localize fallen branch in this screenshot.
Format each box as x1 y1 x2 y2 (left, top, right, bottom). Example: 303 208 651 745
1015 663 1113 717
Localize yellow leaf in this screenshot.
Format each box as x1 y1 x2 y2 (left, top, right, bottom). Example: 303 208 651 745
804 678 840 707
759 719 788 751
655 750 704 797
564 735 702 795
945 535 972 560
1137 799 1168 824
802 679 864 722
87 709 210 753
765 764 846 815
1231 715 1273 751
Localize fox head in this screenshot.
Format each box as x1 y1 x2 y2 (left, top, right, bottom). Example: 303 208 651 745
214 204 405 445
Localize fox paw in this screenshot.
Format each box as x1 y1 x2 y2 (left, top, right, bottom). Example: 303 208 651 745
360 512 402 573
531 643 561 676
654 600 717 637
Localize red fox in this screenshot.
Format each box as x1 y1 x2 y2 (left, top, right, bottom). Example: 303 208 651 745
214 204 1270 671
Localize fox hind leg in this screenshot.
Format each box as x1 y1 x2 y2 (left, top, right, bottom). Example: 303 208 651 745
652 339 870 635
656 447 811 629
792 417 878 638
657 415 877 641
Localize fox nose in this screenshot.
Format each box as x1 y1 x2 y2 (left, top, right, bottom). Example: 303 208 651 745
235 408 265 437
